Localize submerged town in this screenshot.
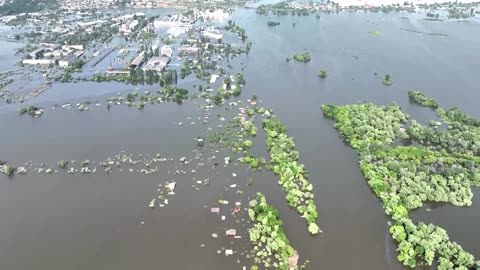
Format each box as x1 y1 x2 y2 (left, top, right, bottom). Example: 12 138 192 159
1 0 480 269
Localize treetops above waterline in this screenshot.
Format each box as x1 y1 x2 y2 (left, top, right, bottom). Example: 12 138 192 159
293 52 311 63
408 90 439 108
321 93 480 269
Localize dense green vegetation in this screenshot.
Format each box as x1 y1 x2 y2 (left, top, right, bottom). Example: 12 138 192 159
17 105 42 116
321 103 408 150
383 74 393 86
1 164 14 175
263 117 319 234
408 90 439 108
293 52 311 63
248 193 296 269
318 69 327 78
322 100 480 269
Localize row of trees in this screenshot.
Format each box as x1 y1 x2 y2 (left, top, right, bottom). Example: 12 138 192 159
263 117 320 234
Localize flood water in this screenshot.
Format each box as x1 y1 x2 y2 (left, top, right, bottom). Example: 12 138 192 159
1 10 480 270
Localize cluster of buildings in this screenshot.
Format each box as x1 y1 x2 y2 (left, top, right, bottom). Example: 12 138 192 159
154 14 195 28
59 0 122 11
176 28 223 57
113 13 146 35
123 45 172 73
22 44 84 68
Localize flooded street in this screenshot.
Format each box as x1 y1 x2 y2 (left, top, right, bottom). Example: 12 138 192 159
1 10 480 270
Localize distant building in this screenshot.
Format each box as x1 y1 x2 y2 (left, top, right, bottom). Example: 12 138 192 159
28 48 45 59
129 51 145 69
22 59 54 65
154 14 194 29
202 31 223 44
119 20 139 34
62 45 84 51
78 20 106 28
59 54 77 68
142 56 171 73
178 44 200 56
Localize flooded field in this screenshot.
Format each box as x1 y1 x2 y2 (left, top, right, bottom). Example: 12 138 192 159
1 10 480 270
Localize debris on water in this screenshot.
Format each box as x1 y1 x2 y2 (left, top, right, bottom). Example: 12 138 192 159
211 207 220 213
218 200 229 205
167 182 176 192
287 250 299 268
226 229 237 236
221 216 226 221
201 244 205 247
230 184 237 188
212 233 218 238
232 173 237 177
224 157 231 165
225 249 233 256
16 167 27 174
149 199 156 208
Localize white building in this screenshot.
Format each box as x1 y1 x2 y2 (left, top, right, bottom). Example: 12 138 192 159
202 31 223 44
22 59 54 65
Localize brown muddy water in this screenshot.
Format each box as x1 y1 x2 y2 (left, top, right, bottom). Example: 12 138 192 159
1 10 480 270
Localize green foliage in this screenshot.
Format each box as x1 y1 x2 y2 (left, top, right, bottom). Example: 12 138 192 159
248 193 296 269
263 117 319 234
1 165 14 175
293 52 311 63
408 90 439 109
321 103 408 150
318 69 328 78
383 74 393 86
323 100 479 269
58 160 68 168
180 61 192 79
212 94 223 105
17 105 42 116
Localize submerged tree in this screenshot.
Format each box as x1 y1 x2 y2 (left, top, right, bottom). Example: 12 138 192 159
318 69 328 78
383 74 393 86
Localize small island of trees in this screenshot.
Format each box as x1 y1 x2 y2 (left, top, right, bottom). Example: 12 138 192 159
383 74 393 86
408 90 439 108
318 69 328 78
293 52 311 63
